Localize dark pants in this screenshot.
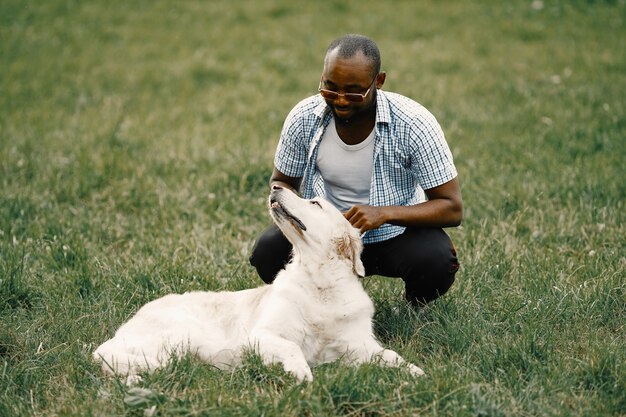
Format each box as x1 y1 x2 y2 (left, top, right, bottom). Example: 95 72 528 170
249 225 459 305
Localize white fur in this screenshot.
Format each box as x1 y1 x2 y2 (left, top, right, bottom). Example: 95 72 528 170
93 187 424 381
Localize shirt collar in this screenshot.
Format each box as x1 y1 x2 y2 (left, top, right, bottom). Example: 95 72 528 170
374 90 391 125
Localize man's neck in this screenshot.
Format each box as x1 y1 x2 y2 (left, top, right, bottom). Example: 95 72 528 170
334 107 376 145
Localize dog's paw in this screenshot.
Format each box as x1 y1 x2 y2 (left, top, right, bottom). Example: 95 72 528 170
125 374 143 386
407 363 425 377
283 362 313 382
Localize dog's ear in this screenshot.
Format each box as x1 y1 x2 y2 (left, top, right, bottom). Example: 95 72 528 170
335 231 365 277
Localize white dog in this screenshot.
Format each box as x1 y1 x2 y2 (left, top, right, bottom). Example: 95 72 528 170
93 186 424 381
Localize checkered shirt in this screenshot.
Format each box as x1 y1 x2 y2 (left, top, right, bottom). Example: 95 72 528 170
274 90 457 244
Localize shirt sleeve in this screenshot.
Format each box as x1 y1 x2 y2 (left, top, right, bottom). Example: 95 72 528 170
409 108 457 190
274 104 308 178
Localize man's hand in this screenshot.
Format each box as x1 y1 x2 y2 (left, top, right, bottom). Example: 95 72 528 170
344 205 388 234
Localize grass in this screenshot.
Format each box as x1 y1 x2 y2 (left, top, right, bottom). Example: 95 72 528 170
1 0 624 415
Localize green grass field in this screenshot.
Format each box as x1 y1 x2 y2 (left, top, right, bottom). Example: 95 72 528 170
1 1 624 416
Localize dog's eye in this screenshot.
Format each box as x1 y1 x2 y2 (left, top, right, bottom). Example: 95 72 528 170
310 200 322 208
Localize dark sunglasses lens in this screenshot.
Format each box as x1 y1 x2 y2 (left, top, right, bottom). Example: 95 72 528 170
320 90 365 102
344 93 364 102
319 90 338 100
319 89 365 102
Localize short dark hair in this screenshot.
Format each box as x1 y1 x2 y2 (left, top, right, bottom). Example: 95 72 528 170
326 34 381 76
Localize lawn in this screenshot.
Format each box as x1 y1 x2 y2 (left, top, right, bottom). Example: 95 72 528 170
1 1 624 416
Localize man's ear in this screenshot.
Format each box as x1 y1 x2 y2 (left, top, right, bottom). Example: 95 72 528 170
376 71 386 89
335 232 365 277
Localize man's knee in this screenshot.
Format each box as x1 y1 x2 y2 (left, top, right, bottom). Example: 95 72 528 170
249 225 292 284
401 229 459 304
416 242 458 276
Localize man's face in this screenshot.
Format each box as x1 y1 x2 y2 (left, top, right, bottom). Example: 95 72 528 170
320 49 380 122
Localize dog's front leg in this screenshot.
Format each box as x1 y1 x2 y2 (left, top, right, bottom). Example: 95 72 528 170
251 333 313 382
349 339 425 377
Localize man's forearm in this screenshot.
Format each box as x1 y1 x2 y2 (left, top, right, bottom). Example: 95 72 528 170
381 199 463 229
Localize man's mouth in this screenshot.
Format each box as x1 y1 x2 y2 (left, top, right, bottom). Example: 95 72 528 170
333 106 351 115
270 200 307 231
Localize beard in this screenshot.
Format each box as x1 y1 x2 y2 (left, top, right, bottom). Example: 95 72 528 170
329 90 377 124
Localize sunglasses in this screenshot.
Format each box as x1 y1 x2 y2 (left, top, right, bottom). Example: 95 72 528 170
318 75 377 103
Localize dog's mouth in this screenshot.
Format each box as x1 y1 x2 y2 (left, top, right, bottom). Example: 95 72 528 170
270 199 307 231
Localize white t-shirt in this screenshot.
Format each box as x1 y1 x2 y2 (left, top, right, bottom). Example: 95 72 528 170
316 118 375 212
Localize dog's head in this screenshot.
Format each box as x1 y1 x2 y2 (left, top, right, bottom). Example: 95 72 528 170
269 186 365 277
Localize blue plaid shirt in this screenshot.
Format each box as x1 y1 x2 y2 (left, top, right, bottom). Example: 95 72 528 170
274 90 457 244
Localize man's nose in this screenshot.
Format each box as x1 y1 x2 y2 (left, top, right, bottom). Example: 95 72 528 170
334 94 350 106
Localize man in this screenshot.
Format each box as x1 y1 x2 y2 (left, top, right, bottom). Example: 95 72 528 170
250 34 462 305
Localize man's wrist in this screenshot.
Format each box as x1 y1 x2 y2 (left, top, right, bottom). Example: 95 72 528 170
379 206 392 225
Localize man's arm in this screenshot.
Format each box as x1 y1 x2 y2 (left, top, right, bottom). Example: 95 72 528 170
270 167 302 194
344 177 463 234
